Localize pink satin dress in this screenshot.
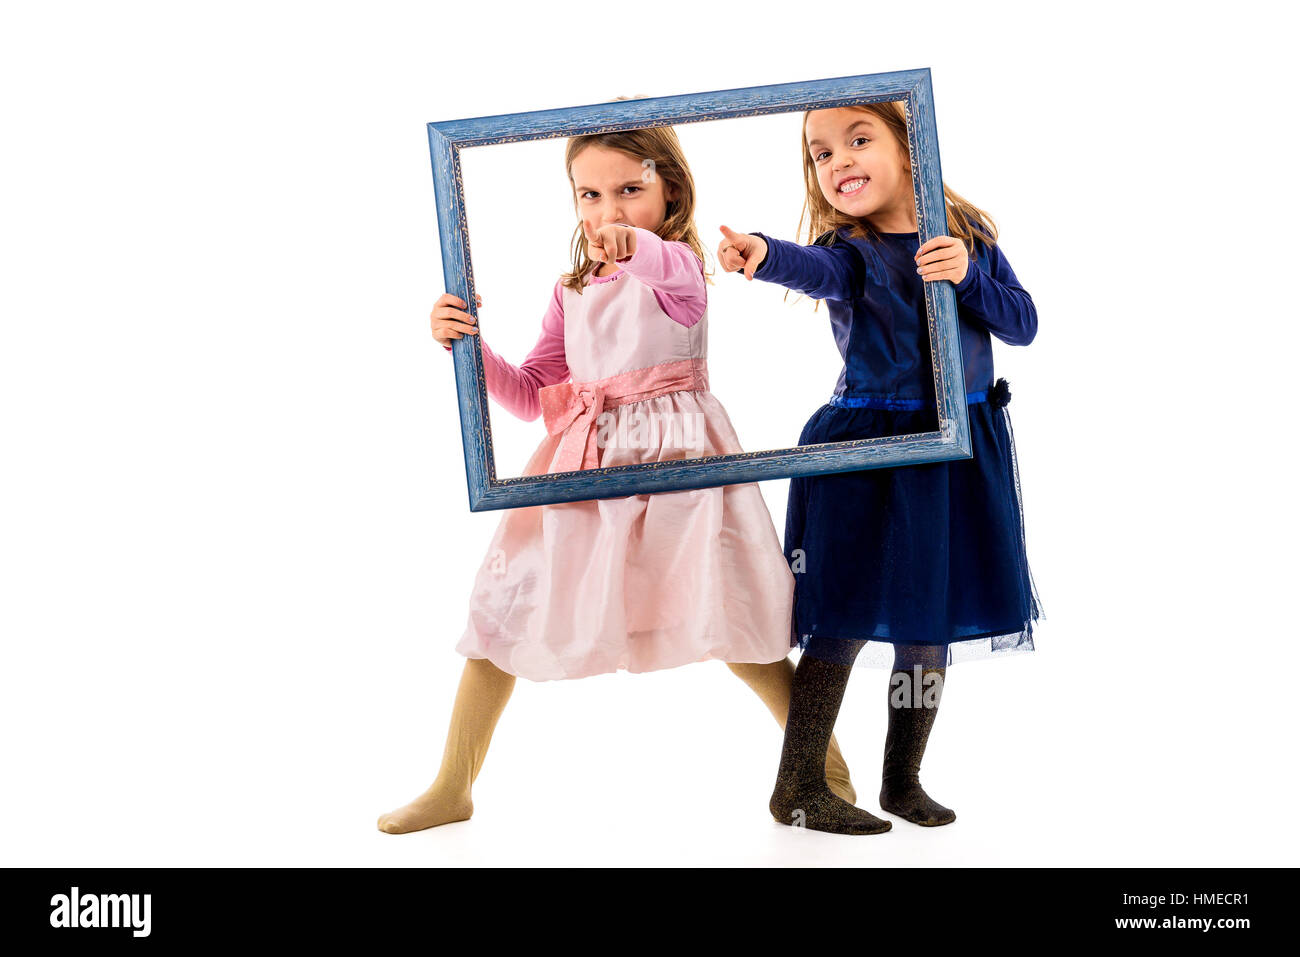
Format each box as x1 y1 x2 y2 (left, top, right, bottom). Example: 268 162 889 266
454 227 794 681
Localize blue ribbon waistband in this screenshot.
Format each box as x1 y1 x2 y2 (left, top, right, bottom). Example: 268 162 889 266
829 390 987 411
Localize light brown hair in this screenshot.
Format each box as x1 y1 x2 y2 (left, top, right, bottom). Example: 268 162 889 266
796 101 998 256
561 126 712 292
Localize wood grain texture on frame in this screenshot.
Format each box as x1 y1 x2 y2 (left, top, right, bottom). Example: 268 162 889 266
428 69 970 511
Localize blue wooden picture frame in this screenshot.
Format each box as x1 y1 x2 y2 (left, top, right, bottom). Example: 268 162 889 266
429 68 969 511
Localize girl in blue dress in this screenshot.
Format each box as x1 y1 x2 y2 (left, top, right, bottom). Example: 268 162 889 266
718 101 1043 835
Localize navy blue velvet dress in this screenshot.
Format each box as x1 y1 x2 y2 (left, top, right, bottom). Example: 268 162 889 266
750 224 1044 669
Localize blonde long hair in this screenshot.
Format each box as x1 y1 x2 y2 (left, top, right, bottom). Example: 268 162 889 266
796 101 998 256
561 126 712 292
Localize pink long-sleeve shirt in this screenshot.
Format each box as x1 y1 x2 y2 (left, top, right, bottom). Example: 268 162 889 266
449 227 706 422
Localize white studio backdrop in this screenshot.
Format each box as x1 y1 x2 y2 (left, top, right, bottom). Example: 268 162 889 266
1 1 1297 867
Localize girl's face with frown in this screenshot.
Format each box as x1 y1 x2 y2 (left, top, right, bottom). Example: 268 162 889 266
570 145 677 243
805 107 916 232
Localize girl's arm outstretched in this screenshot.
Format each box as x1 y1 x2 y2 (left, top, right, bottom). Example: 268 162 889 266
594 224 706 328
720 225 865 303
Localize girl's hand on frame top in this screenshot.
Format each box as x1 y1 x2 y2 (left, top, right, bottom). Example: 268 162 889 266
588 223 637 264
915 236 970 285
717 225 767 281
431 292 481 350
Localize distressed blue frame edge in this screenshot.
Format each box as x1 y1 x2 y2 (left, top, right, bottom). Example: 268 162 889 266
428 69 970 512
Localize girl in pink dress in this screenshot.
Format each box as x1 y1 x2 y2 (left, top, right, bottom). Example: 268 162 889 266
378 126 855 833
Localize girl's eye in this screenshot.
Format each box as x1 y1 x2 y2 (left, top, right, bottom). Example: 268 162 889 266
813 150 830 162
580 190 599 200
852 136 870 147
622 186 641 196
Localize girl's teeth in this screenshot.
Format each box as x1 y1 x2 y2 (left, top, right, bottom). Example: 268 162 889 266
840 178 867 194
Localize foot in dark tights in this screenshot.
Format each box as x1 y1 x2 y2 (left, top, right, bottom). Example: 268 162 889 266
770 639 891 835
880 649 956 827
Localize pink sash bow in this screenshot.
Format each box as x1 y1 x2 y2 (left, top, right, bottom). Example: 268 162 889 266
538 358 709 472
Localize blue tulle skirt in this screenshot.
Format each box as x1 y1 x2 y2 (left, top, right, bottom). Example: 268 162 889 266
785 378 1043 669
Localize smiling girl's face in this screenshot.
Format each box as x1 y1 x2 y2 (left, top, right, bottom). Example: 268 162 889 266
805 107 916 232
570 145 678 243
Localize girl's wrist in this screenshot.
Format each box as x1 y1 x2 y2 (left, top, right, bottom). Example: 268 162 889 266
954 260 978 294
749 231 772 275
619 225 659 267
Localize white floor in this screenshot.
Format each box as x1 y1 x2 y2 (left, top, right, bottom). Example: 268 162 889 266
6 596 1290 867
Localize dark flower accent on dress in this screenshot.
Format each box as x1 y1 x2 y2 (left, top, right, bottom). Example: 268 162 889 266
989 377 1012 410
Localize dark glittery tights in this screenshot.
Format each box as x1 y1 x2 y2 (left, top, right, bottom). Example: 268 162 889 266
769 638 891 835
770 639 956 834
881 643 956 826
